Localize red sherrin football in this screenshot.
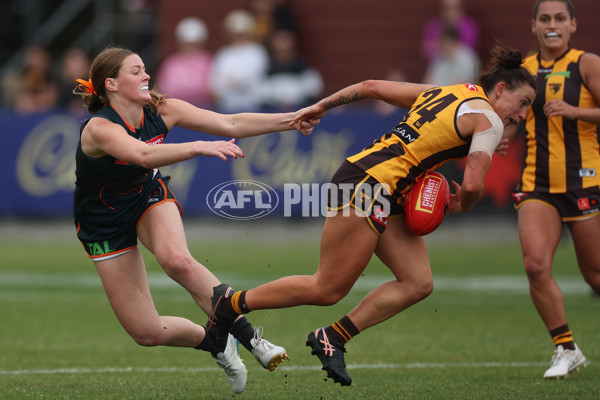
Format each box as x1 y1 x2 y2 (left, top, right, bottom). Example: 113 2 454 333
403 171 450 236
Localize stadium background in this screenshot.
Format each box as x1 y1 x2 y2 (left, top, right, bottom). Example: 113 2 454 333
1 0 600 218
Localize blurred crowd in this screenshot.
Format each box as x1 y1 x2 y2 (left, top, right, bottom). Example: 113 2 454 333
0 0 481 116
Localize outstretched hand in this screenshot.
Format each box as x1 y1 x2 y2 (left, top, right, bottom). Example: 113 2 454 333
200 138 245 161
289 104 325 136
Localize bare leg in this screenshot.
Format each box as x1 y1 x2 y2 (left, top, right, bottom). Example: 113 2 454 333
95 247 205 347
137 202 221 314
244 212 378 310
347 216 433 331
517 201 565 330
568 214 600 294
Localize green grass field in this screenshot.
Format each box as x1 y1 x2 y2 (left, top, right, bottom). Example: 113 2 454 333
0 220 598 399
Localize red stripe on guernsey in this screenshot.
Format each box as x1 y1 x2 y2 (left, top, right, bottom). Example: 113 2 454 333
145 134 165 146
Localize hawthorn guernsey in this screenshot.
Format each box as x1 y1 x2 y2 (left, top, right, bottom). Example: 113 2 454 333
404 171 450 236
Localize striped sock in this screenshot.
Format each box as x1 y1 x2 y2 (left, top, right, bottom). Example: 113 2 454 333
326 316 360 344
230 290 249 315
550 324 575 351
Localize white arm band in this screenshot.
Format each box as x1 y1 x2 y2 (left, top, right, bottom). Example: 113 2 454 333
468 109 504 159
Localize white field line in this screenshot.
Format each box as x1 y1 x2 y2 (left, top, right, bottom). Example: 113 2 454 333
0 361 556 375
0 272 591 295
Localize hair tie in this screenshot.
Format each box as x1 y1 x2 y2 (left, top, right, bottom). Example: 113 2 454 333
75 78 98 96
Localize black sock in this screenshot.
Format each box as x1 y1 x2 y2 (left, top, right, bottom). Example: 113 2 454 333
230 316 255 352
194 327 210 351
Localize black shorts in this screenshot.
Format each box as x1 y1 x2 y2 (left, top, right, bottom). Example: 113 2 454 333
75 174 182 260
328 161 403 235
513 186 600 222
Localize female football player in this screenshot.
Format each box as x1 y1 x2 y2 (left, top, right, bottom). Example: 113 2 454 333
206 44 536 386
511 0 600 379
73 46 316 394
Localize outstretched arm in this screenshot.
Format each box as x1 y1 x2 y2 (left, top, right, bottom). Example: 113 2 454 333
81 117 245 168
159 98 318 138
292 80 434 125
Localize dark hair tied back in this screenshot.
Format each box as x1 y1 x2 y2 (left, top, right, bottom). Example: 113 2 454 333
478 43 536 95
495 47 525 70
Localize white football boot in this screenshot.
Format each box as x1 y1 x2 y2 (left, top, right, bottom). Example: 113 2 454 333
543 344 586 379
215 334 247 393
251 326 289 371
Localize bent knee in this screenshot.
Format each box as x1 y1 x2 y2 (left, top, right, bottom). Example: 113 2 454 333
313 287 350 306
159 252 195 278
414 280 434 301
129 329 164 347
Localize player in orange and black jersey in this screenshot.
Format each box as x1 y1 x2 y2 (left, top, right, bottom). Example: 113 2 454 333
204 44 537 386
510 0 600 379
72 46 318 394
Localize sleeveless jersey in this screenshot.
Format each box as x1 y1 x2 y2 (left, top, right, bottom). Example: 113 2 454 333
520 49 600 193
347 84 491 201
74 103 169 226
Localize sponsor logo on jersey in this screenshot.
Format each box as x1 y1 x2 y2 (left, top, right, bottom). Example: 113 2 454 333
146 134 165 146
512 192 526 204
85 240 115 256
393 123 420 145
545 71 571 79
578 196 599 211
465 83 478 91
579 168 596 178
115 135 166 165
370 207 388 227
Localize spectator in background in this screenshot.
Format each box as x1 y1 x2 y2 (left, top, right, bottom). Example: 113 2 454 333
58 48 91 117
422 25 479 86
209 9 268 113
260 29 323 111
249 0 298 43
4 45 59 115
156 17 213 108
422 0 480 63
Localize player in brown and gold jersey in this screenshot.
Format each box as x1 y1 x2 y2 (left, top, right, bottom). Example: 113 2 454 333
205 45 537 386
511 0 600 379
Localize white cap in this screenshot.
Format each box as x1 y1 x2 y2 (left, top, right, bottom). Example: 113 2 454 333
175 17 208 43
224 10 255 35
